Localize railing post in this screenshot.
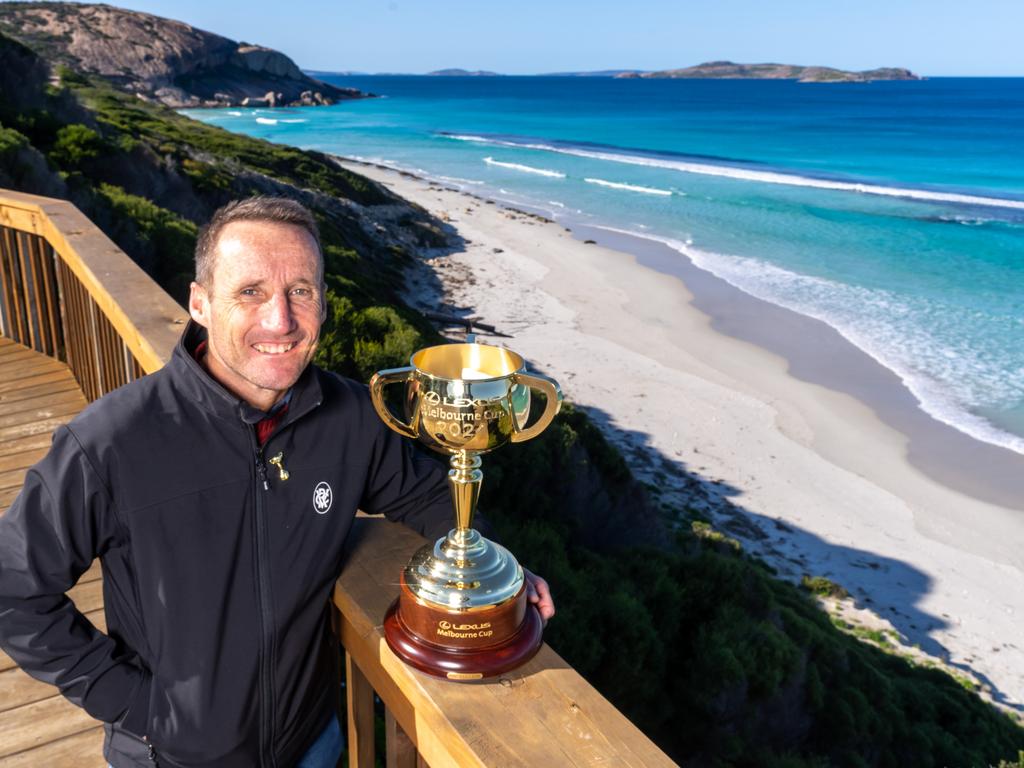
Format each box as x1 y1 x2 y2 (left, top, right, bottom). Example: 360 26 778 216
0 227 28 343
345 651 375 768
385 709 421 768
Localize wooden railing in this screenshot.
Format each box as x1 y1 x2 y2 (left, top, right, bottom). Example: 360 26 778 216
0 190 676 767
0 190 185 399
336 519 677 767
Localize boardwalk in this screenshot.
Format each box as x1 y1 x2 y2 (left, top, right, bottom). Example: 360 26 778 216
0 336 105 766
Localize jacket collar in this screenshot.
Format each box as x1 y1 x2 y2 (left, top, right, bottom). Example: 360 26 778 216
171 320 324 425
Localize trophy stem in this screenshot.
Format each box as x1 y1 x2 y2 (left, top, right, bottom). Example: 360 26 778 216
448 451 482 534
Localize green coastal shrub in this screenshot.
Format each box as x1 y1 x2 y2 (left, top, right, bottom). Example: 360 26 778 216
0 123 29 156
315 291 429 381
801 575 850 599
49 123 104 167
94 183 198 302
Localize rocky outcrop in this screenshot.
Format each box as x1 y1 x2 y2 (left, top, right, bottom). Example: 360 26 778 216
0 2 366 107
616 61 921 82
232 45 303 80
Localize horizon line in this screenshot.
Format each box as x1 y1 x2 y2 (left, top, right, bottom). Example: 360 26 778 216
304 69 1024 79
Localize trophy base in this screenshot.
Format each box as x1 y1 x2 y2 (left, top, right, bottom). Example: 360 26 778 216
383 591 543 681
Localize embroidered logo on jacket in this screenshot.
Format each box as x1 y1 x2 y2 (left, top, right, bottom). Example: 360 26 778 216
313 482 333 514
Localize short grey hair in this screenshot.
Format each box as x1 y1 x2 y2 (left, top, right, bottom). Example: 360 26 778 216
194 197 323 286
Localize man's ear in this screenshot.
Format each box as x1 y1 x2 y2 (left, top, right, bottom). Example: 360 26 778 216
319 282 328 324
188 281 210 327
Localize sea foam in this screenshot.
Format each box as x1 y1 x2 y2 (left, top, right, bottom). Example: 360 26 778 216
594 225 1024 456
584 178 673 196
255 117 278 125
437 174 485 186
483 157 565 178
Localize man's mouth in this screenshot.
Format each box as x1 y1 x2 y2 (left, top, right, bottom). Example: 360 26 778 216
252 342 297 355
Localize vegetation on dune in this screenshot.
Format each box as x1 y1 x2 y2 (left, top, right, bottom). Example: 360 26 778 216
2 29 1024 766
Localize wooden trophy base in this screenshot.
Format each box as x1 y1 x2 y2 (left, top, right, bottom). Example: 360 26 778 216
383 577 543 681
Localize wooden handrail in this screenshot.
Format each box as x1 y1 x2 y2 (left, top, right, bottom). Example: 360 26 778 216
0 189 676 767
0 190 186 399
336 518 677 767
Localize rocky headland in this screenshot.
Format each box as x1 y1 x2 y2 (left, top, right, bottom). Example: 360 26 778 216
0 1 366 108
617 60 920 82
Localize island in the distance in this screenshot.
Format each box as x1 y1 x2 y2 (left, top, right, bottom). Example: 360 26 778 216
427 68 502 77
616 60 920 82
309 62 921 81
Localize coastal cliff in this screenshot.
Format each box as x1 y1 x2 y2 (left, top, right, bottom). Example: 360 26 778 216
0 2 365 107
618 61 920 82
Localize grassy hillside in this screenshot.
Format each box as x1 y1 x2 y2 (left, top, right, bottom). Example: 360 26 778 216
2 28 1023 767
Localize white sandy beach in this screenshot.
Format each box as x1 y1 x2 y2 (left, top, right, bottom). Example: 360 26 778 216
339 159 1024 713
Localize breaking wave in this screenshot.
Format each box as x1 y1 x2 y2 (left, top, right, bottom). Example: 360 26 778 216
449 134 1024 211
584 178 673 196
483 157 565 178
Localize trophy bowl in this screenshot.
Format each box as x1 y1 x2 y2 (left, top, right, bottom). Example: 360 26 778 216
369 342 561 680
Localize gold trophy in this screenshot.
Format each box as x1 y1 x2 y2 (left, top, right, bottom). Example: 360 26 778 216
369 341 561 680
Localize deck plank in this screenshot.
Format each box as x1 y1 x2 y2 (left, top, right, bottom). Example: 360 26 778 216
0 727 105 767
0 378 81 405
0 694 101 759
0 370 84 394
0 433 54 461
0 339 105 762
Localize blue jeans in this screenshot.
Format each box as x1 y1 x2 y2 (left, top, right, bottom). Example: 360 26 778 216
295 715 343 768
108 715 343 768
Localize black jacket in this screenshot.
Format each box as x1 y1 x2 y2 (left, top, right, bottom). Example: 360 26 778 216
0 324 451 767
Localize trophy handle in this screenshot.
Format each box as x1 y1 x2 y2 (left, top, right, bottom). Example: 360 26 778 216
368 367 419 439
509 372 562 443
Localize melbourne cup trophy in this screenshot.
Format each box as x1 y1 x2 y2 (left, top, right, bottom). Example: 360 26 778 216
369 341 561 680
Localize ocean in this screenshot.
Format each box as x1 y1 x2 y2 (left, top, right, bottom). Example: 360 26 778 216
183 76 1024 455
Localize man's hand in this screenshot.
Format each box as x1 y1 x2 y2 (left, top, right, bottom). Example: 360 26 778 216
523 568 555 625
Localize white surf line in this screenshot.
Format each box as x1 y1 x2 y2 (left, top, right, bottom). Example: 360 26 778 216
584 177 673 196
450 135 1024 211
483 157 566 178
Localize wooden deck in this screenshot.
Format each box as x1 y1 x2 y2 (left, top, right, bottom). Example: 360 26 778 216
0 336 105 766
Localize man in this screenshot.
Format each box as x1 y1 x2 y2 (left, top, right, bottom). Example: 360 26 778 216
0 197 554 767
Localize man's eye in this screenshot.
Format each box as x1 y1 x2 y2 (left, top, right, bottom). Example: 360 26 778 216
291 288 313 297
240 288 259 297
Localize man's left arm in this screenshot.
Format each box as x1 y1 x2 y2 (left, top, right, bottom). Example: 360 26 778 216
359 422 452 542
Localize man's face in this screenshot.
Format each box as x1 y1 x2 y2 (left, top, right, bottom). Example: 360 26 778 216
188 220 326 411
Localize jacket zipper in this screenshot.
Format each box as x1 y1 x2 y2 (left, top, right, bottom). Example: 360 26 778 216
250 434 277 768
245 397 321 767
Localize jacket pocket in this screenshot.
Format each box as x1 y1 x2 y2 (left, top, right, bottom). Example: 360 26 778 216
104 721 157 767
116 665 153 739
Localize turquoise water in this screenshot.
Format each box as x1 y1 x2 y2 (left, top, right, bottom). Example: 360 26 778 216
184 77 1024 453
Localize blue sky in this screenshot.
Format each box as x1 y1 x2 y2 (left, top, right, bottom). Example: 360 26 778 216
85 0 1024 75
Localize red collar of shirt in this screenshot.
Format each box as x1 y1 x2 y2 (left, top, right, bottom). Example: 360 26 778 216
193 340 289 446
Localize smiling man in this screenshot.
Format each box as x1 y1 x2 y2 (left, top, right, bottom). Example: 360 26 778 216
0 197 553 768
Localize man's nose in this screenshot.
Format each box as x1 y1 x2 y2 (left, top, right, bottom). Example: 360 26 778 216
260 293 296 332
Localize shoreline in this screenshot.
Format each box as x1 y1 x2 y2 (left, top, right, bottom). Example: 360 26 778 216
338 157 1024 711
574 223 1024 514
